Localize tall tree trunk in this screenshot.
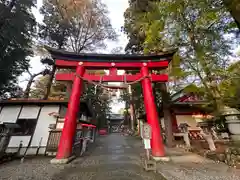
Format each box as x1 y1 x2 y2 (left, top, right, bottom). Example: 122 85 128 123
43 65 56 100
23 76 34 98
66 81 73 99
152 83 160 109
129 100 136 131
24 70 44 99
124 101 130 128
152 83 165 139
128 86 136 131
159 83 174 147
223 0 240 30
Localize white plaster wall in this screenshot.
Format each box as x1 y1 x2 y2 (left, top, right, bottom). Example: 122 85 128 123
8 136 31 147
0 106 21 124
30 105 59 147
19 105 40 119
6 147 46 155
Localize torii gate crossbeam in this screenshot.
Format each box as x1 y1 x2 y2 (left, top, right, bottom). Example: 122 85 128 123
55 73 168 82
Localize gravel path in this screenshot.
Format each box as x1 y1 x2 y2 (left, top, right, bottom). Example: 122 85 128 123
0 134 165 180
0 157 62 180
1 134 239 180
158 147 240 180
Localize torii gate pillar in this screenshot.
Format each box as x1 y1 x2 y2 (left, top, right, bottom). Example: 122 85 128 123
141 65 166 159
51 63 85 163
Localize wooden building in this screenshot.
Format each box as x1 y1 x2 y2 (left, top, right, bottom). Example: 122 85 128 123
160 89 209 131
0 99 93 156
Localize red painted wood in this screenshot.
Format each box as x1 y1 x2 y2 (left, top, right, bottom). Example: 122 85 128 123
109 68 117 76
176 94 203 102
55 72 168 82
56 65 85 159
82 124 96 128
54 55 172 160
178 95 189 102
99 129 108 135
141 66 165 157
55 59 169 69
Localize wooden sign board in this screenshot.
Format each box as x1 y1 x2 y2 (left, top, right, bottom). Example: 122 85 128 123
141 123 152 139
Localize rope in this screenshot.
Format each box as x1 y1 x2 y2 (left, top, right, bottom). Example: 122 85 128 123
74 73 151 90
125 75 151 85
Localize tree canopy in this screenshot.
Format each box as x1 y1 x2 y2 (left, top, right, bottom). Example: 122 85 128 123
1 0 240 127
39 0 117 52
36 0 116 125
123 0 158 54
0 0 36 99
123 0 239 116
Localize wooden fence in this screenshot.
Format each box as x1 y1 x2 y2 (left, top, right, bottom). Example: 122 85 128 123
46 130 61 152
46 129 84 155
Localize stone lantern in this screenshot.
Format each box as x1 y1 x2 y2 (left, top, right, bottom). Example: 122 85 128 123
193 114 216 151
222 106 240 141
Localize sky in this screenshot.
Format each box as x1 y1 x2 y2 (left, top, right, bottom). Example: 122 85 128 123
19 0 129 113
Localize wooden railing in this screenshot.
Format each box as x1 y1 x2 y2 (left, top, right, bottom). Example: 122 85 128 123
188 130 203 140
46 129 87 153
46 128 96 157
172 129 204 141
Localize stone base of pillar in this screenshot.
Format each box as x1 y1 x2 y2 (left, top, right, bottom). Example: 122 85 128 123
152 156 170 162
50 155 76 164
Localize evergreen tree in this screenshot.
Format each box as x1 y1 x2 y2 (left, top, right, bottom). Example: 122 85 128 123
123 0 158 54
142 0 237 115
0 0 36 98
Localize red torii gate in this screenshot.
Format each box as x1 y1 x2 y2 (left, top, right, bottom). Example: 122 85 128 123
46 47 175 163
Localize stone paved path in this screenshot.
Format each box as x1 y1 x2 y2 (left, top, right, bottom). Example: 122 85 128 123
0 134 165 180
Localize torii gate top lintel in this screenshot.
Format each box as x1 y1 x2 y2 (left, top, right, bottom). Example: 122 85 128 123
46 47 175 83
46 46 176 63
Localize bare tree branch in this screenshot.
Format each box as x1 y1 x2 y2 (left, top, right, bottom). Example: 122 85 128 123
26 68 32 76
